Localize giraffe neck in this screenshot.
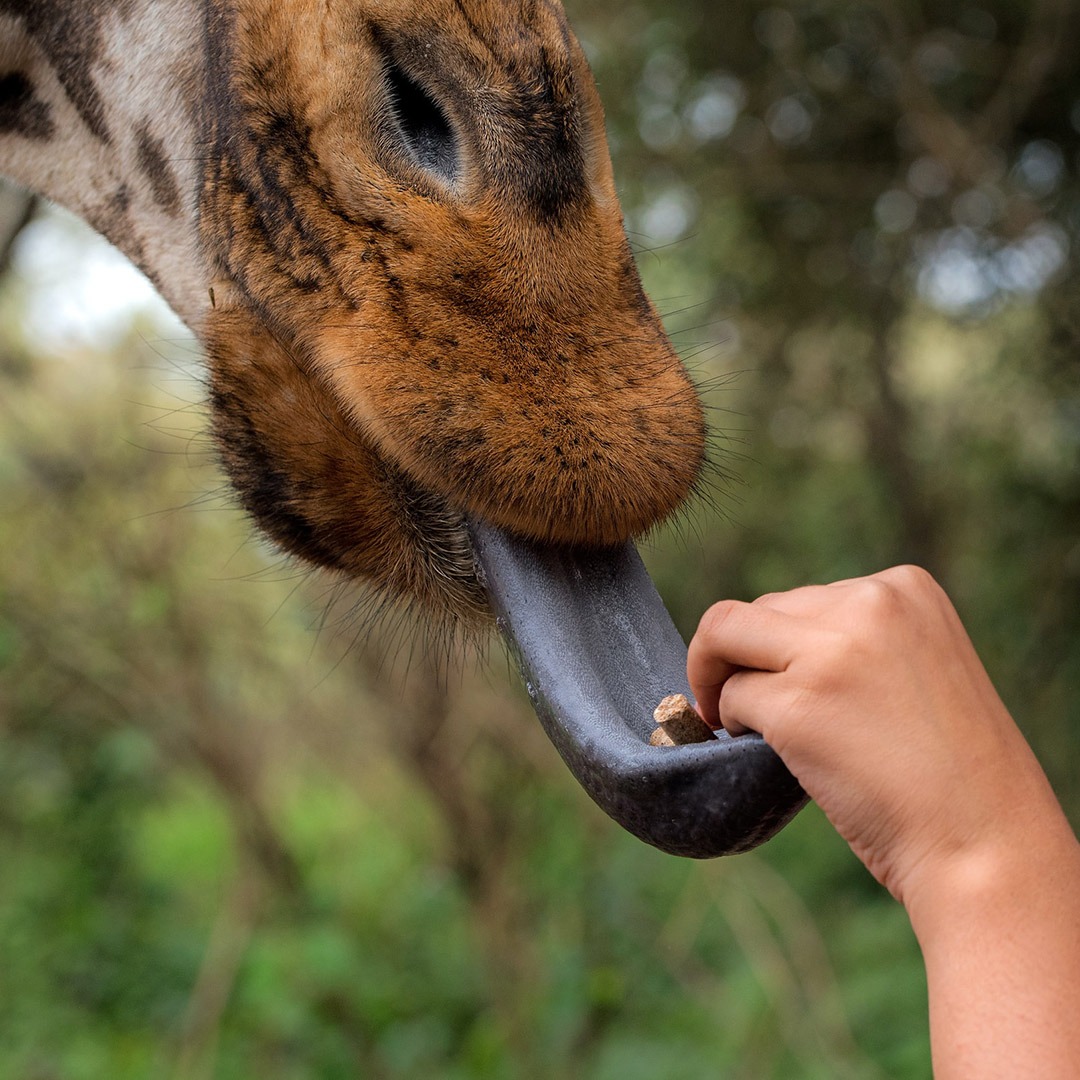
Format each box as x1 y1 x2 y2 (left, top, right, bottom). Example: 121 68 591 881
0 0 209 331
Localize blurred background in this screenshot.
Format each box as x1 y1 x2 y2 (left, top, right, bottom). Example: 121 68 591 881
2 0 1079 1076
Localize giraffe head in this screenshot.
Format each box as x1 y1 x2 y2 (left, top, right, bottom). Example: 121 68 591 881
199 0 705 621
1 0 808 857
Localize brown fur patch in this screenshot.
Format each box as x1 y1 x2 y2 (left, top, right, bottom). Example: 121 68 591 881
0 71 55 139
199 0 705 595
134 121 181 215
207 305 487 622
0 0 134 142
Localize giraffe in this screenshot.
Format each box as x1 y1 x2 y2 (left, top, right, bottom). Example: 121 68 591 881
0 0 806 856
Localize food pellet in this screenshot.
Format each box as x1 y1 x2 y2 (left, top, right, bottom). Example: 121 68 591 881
649 693 717 746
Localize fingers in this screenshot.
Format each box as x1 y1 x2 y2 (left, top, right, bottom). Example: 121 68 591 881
687 599 802 726
687 570 940 729
686 575 892 728
716 668 780 738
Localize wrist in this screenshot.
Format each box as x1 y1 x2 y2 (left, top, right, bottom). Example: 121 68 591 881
900 815 1080 1080
902 811 1080 950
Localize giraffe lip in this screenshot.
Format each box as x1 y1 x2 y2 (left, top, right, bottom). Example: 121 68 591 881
466 519 808 858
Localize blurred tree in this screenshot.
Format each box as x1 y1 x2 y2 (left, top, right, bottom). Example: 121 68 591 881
1 1 1079 1076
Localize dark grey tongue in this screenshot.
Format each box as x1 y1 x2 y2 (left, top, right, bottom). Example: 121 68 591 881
468 521 808 858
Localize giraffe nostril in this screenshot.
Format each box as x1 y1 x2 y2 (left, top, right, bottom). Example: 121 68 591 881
383 58 461 187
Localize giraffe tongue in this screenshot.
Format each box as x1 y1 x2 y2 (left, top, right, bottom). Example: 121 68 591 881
466 520 808 858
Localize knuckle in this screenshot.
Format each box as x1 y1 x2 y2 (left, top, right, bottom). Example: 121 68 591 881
851 566 934 624
882 563 937 595
844 578 898 628
857 565 944 625
696 599 747 641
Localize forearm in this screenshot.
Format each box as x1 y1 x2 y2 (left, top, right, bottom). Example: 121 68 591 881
908 813 1080 1079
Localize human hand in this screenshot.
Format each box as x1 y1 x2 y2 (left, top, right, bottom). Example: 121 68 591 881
687 566 1067 908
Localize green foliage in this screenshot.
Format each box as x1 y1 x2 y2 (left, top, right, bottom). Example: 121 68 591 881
2 0 1080 1075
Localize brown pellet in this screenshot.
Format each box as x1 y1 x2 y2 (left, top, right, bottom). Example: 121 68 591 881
649 693 717 746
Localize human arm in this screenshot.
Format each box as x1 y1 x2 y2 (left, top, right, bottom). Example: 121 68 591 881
687 566 1080 1079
